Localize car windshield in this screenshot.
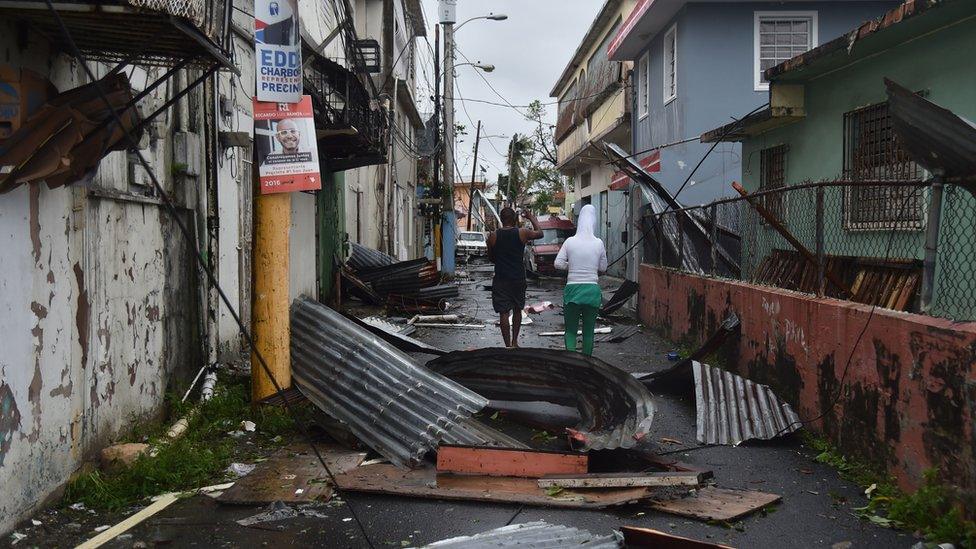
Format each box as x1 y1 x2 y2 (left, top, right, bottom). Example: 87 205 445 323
459 233 485 242
537 228 573 245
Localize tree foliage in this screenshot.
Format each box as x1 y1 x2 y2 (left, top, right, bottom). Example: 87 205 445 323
500 100 565 214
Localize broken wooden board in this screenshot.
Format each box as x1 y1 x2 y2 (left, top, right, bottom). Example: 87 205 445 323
436 445 587 478
332 464 653 509
217 444 366 505
538 471 704 489
649 486 780 522
621 526 735 548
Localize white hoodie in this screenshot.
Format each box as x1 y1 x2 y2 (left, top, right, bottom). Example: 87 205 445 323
554 204 608 284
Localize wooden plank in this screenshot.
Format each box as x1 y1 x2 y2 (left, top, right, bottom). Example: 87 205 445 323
621 526 735 548
332 463 652 509
538 471 703 489
894 273 919 311
649 486 781 522
76 493 180 549
436 445 587 478
218 444 366 505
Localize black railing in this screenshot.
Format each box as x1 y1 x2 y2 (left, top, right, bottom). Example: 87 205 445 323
304 55 388 171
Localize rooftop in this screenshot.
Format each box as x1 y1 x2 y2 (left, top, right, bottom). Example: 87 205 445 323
550 0 625 97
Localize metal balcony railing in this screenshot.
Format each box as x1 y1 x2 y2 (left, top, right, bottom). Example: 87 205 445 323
304 54 389 171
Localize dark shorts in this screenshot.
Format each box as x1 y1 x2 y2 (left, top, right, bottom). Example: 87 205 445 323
491 277 527 314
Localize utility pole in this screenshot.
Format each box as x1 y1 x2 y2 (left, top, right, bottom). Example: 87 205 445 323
441 3 456 275
432 24 442 265
466 120 482 231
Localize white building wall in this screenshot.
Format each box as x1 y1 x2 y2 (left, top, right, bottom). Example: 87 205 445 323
0 27 202 534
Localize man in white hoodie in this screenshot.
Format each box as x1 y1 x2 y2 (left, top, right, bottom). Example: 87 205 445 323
554 204 607 356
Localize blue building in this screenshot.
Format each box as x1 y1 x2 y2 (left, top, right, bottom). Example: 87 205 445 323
608 0 898 207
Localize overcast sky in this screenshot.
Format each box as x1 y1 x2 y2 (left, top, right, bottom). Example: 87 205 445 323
416 1 603 185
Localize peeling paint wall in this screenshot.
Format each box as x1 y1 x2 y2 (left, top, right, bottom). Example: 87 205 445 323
0 25 202 535
638 264 976 499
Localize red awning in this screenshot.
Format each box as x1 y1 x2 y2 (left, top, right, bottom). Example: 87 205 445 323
610 150 660 190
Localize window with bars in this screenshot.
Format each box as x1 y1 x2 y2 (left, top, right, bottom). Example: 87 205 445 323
663 24 677 103
759 145 788 222
638 53 649 118
754 12 816 90
580 171 592 189
843 101 924 230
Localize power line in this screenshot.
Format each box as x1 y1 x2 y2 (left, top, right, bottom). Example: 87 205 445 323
39 3 376 547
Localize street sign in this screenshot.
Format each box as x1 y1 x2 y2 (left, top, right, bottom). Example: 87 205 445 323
253 96 322 194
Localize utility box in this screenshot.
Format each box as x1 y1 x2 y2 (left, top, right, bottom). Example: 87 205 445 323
438 0 456 24
0 66 58 141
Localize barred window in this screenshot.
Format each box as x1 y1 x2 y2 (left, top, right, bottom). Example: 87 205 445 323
759 145 787 222
843 101 924 230
755 13 815 89
580 171 591 189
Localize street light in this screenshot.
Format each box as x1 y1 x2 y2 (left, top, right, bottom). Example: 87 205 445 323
455 13 508 32
454 62 495 73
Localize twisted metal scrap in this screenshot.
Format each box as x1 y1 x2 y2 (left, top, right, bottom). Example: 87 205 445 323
427 348 655 450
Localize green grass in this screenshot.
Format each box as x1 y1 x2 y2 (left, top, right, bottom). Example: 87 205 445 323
64 377 307 511
803 433 976 547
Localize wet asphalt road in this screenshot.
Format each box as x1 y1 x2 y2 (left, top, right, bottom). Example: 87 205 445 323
76 261 910 548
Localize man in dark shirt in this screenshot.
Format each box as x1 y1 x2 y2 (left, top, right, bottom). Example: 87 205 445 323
487 207 543 347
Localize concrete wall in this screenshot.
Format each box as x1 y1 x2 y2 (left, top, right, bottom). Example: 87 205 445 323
0 28 201 533
741 15 976 320
631 1 897 205
638 264 976 497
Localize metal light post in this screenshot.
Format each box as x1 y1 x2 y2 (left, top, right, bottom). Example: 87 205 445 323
439 1 507 275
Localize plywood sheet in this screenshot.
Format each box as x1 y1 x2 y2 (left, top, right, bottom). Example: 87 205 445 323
333 464 653 509
649 486 780 522
436 445 587 478
218 444 366 505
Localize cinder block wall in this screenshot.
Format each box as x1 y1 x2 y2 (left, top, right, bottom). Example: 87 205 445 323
638 264 976 496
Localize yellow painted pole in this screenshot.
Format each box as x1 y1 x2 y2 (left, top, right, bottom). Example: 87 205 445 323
251 191 291 402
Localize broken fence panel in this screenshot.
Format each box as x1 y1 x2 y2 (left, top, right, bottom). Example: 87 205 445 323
692 361 801 445
427 348 655 451
290 298 488 467
424 521 621 548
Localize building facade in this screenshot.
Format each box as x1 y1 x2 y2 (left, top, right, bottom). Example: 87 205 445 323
608 0 899 209
551 0 636 278
703 0 976 320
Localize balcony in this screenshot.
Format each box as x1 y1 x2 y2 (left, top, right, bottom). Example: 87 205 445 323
303 52 388 171
0 0 234 70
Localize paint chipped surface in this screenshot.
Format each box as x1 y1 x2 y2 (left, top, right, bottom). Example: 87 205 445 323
638 264 976 497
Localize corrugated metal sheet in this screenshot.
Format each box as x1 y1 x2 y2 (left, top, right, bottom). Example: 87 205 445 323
446 418 529 449
354 315 446 356
600 280 638 316
347 243 395 270
424 521 621 548
427 349 655 450
291 298 488 467
692 361 801 445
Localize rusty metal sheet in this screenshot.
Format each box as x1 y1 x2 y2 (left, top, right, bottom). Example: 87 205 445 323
436 446 587 478
692 361 801 446
425 521 621 548
217 444 366 505
649 487 781 522
332 464 655 509
427 348 655 451
621 526 734 548
291 298 488 467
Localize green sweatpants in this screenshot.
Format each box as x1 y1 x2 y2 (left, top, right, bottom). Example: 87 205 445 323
563 283 602 356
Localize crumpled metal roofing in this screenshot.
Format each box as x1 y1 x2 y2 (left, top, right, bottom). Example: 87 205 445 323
347 243 395 270
354 315 447 356
291 298 488 467
692 360 801 445
424 521 621 548
427 348 655 450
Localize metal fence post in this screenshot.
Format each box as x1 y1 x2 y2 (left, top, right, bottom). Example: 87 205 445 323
657 215 664 266
709 203 718 277
815 185 825 297
921 176 944 313
676 213 684 271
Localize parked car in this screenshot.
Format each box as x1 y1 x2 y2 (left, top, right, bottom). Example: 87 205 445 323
456 231 488 258
524 215 575 276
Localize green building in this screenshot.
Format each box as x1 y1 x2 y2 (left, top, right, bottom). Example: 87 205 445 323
703 0 976 320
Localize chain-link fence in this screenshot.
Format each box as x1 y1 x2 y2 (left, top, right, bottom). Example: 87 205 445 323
641 181 976 321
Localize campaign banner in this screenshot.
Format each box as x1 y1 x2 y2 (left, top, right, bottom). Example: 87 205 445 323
253 96 322 195
255 0 302 103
